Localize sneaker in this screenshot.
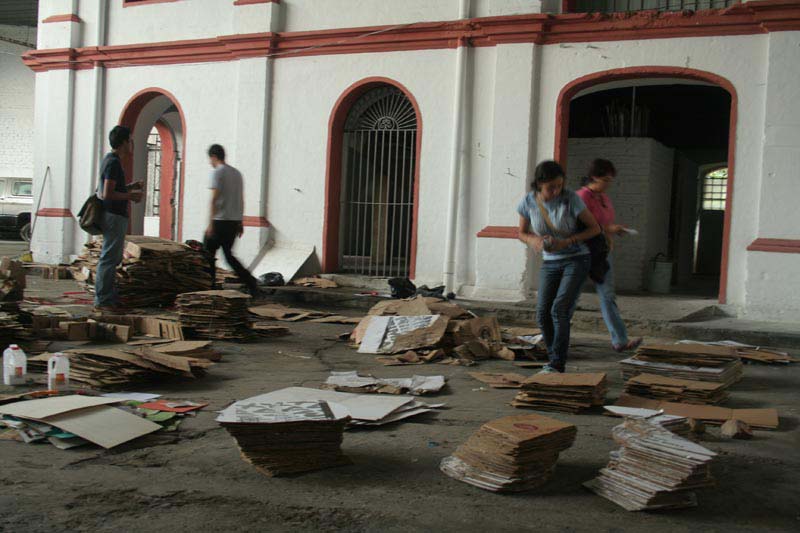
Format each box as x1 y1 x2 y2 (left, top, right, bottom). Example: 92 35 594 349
613 338 643 353
537 365 559 374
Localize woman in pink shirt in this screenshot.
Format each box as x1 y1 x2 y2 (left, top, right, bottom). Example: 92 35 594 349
576 159 642 352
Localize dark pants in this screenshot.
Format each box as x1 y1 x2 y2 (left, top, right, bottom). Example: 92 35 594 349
204 220 258 293
537 254 590 372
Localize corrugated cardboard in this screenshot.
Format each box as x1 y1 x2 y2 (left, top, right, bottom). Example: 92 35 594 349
613 394 779 429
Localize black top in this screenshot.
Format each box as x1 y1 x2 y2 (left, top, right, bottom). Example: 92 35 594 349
99 152 128 217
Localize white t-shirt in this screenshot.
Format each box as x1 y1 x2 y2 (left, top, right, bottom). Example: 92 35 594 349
209 163 244 221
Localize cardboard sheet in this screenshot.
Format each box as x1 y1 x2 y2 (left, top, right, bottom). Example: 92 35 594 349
613 395 779 429
218 387 435 423
358 315 447 354
42 405 161 448
0 395 121 419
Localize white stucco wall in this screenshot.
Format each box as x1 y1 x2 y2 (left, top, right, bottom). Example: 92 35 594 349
0 25 35 180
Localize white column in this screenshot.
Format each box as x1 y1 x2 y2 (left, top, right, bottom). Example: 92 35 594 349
472 43 538 300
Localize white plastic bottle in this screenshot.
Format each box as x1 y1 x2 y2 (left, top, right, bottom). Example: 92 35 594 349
3 344 27 386
47 352 70 391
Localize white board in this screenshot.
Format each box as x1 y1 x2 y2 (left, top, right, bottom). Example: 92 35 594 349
248 242 314 281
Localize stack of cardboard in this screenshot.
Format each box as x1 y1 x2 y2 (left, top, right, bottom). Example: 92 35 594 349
604 406 694 438
217 400 350 477
621 344 743 386
71 236 214 307
512 373 608 413
678 340 795 365
440 414 577 493
623 373 728 405
176 290 253 340
584 417 717 511
26 346 213 388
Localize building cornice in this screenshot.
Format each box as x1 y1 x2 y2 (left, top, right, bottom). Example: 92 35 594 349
23 1 800 72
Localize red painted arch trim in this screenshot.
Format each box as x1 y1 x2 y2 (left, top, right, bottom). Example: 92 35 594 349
553 66 738 305
322 77 422 279
42 14 81 24
153 120 176 240
23 1 800 72
477 226 518 239
36 208 73 217
118 87 188 242
242 216 271 227
747 238 800 253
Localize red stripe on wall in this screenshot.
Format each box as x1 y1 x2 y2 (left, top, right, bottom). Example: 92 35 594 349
36 208 73 217
747 238 800 253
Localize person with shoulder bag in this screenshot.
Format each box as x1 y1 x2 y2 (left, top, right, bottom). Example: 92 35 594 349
576 159 642 352
93 126 143 312
517 161 601 374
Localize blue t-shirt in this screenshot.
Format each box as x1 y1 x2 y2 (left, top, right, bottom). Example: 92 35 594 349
516 189 589 261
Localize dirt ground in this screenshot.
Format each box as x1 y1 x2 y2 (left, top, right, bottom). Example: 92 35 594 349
1 305 799 532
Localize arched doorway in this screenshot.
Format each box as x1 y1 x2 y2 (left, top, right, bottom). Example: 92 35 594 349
554 67 737 303
323 78 422 278
119 88 186 240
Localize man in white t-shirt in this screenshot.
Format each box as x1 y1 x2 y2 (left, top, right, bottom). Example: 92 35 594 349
204 144 259 295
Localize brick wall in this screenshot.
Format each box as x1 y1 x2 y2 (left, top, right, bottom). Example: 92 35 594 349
567 137 674 291
0 25 36 179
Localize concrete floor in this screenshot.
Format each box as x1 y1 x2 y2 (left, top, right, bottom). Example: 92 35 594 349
1 309 799 532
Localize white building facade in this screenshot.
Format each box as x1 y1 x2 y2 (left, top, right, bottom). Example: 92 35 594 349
24 0 800 322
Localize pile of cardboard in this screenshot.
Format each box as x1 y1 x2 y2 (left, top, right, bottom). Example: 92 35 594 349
322 371 445 395
621 344 743 386
623 373 728 405
352 296 518 366
512 373 607 413
612 394 779 430
217 400 351 477
584 416 717 511
220 387 444 427
26 346 213 388
176 290 253 340
440 414 577 493
71 236 214 307
0 395 161 449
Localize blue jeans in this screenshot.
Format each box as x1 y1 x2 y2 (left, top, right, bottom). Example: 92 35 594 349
94 211 128 307
593 256 629 347
537 254 590 372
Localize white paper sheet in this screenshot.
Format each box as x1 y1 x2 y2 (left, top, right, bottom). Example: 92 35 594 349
248 242 315 281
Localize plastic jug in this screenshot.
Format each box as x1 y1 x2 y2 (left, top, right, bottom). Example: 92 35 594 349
47 352 70 391
3 344 27 386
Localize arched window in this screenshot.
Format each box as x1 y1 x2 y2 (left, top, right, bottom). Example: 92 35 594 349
340 86 418 277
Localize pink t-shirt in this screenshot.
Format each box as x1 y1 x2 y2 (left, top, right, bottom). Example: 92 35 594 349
576 187 615 227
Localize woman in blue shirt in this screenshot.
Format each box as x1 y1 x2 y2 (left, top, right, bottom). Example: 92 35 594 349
517 161 601 373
